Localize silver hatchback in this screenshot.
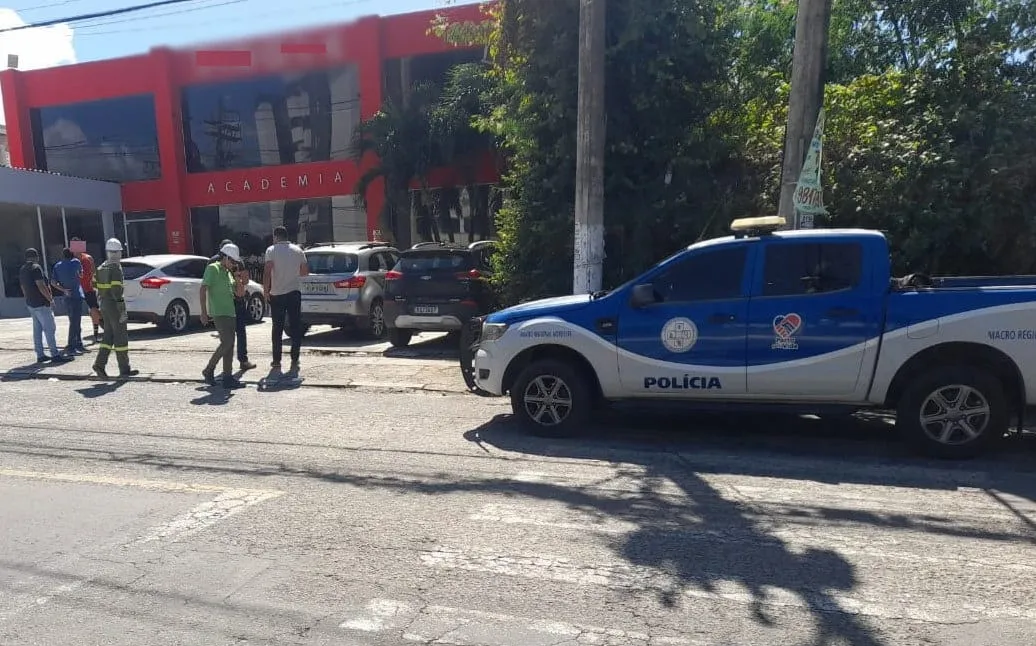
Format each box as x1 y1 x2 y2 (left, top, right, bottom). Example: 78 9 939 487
299 242 400 338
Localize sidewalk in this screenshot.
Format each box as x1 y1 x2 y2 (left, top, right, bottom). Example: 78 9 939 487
0 319 470 393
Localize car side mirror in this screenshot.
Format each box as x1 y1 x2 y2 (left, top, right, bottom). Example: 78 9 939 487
630 283 659 308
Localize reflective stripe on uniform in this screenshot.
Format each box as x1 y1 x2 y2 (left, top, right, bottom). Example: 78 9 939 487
98 343 113 350
95 283 111 289
113 346 129 352
109 281 123 286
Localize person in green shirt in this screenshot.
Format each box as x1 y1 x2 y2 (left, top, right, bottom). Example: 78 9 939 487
200 243 244 389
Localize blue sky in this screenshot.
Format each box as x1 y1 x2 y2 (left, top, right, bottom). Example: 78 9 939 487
5 0 476 62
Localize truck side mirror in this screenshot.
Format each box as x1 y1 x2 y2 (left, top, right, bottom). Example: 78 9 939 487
630 283 659 308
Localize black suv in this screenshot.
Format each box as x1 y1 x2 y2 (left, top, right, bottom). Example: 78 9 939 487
383 241 498 347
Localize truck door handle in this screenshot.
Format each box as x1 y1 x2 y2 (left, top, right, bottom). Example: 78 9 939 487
708 313 736 324
825 307 859 318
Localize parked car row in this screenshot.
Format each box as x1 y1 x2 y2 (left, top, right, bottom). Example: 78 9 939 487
118 241 501 348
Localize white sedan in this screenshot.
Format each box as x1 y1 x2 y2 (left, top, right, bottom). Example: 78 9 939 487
120 254 266 333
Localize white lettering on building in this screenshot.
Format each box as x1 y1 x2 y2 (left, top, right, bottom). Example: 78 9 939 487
203 172 346 195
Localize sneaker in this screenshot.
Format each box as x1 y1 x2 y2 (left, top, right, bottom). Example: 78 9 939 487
240 360 257 371
222 376 245 389
36 355 48 364
202 369 216 386
118 369 140 378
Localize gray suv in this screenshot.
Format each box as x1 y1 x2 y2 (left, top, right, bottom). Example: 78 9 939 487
299 242 401 338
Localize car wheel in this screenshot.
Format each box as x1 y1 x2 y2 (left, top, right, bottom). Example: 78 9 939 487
247 293 265 324
388 329 412 348
368 299 387 339
896 366 1008 459
162 299 190 334
510 359 591 437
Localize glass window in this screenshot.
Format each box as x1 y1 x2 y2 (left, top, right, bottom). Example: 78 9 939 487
164 259 207 279
0 203 43 298
382 49 484 108
39 206 65 272
306 252 358 275
762 243 863 297
30 94 161 182
120 211 168 258
398 250 471 273
64 208 105 263
181 65 360 173
120 261 155 280
191 195 367 282
651 247 748 302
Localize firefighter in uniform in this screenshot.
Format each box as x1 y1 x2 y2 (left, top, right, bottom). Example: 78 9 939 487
92 238 139 378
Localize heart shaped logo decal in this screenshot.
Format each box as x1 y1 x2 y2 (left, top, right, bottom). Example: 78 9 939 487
772 313 802 339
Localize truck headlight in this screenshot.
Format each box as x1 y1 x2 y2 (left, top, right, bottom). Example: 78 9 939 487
481 322 509 342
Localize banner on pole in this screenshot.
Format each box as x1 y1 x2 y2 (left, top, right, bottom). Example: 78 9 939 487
793 108 826 229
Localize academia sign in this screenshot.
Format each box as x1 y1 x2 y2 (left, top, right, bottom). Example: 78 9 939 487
206 170 347 195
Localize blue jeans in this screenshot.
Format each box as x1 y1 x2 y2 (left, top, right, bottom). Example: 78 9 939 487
65 296 84 350
28 305 59 360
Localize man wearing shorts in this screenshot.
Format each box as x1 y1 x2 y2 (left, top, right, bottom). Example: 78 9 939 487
71 239 101 342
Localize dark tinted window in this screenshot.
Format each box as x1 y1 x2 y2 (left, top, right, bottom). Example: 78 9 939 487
121 262 155 280
30 94 161 182
762 243 863 297
398 251 471 272
181 65 360 172
164 259 208 279
651 246 748 302
382 49 484 107
306 252 358 275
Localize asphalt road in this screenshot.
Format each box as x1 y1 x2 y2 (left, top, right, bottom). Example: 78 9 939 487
2 379 1036 646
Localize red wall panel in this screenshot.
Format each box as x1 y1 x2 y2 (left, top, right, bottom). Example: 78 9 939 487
3 3 498 248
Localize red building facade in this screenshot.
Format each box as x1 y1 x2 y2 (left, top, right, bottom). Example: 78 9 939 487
0 4 496 263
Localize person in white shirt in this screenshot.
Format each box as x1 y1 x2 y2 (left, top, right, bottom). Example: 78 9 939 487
263 226 309 375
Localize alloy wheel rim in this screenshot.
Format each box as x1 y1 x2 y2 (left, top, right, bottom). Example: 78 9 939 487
170 304 187 331
370 303 385 337
249 296 264 321
919 384 991 445
523 375 573 426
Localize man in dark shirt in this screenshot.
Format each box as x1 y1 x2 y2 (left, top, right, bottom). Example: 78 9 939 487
19 248 66 363
210 239 256 370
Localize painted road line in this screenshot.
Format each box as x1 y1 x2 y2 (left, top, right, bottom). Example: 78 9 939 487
469 502 639 535
339 598 701 645
0 468 284 546
418 547 1036 624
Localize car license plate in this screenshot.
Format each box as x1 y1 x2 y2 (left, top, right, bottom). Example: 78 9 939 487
303 283 333 295
413 305 439 315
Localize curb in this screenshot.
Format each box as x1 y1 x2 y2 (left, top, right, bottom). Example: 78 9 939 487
1 370 472 395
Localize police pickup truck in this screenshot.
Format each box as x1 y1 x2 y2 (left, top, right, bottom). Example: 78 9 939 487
472 216 1036 458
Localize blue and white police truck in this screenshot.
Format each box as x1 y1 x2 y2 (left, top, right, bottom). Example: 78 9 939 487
472 216 1036 458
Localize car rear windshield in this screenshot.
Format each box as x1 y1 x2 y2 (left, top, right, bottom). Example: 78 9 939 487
121 262 155 280
306 252 359 275
397 251 472 273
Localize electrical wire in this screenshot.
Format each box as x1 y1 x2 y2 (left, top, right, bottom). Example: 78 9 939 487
0 0 222 34
71 0 245 30
73 0 378 36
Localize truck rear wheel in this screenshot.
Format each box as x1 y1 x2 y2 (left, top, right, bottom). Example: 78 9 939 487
896 366 1007 459
510 359 591 437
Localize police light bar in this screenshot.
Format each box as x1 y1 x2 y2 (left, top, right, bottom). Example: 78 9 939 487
730 216 786 234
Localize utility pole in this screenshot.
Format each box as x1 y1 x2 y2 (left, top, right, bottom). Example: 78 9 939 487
777 0 832 229
573 0 606 294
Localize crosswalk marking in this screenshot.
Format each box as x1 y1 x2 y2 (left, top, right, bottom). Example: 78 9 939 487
339 598 701 645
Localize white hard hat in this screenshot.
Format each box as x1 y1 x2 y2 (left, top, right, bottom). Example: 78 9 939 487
105 238 123 252
220 243 241 261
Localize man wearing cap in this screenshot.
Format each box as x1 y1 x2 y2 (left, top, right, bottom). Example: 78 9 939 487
211 239 255 371
200 243 244 389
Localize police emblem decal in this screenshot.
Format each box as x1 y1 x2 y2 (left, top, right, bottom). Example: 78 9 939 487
660 317 699 353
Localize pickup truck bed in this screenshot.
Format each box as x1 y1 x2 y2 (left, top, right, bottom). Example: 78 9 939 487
473 222 1036 458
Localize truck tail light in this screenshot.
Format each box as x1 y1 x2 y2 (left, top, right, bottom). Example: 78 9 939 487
140 277 171 289
333 275 366 289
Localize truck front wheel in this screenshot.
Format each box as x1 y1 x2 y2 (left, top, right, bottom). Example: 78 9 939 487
510 359 592 437
896 366 1008 459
